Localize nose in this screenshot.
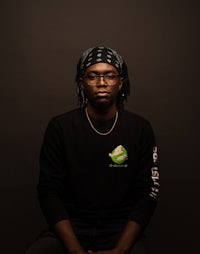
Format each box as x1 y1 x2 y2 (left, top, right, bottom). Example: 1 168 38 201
97 76 107 86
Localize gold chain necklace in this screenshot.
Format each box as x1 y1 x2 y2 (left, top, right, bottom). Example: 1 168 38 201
85 107 118 136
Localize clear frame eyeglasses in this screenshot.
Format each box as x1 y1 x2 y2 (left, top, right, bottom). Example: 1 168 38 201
83 74 121 86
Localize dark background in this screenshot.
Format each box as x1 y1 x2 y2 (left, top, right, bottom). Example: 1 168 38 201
1 0 199 253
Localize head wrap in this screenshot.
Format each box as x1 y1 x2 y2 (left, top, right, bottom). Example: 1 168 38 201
79 46 124 75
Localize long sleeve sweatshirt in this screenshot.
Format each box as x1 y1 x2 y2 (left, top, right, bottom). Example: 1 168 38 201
38 108 159 229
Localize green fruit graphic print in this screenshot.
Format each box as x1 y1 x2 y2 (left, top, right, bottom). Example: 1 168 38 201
109 145 128 164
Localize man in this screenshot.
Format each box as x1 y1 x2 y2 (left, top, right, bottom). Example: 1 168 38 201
26 46 159 254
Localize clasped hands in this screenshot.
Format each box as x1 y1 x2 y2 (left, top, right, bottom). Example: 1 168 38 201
87 248 124 254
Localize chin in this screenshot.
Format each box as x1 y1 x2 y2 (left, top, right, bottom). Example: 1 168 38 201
93 100 113 110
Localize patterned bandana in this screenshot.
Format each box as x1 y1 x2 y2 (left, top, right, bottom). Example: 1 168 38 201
79 46 124 75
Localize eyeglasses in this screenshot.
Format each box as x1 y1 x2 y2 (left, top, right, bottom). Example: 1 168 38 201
83 74 121 85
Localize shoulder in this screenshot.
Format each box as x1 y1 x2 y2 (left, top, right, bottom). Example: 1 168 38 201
119 110 151 127
44 108 84 133
53 108 82 121
120 110 156 144
50 108 84 125
119 110 156 139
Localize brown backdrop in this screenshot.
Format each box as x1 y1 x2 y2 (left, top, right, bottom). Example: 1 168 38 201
1 0 199 253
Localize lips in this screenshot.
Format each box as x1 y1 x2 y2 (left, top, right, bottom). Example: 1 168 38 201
96 91 109 96
97 92 108 96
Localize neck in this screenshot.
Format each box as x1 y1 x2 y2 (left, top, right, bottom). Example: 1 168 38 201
86 103 117 121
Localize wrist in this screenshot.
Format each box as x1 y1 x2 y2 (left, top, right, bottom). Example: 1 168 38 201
68 246 86 254
114 246 129 254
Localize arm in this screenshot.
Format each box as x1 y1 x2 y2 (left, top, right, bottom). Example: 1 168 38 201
88 221 142 254
38 118 68 225
38 118 86 253
115 220 142 254
128 121 159 228
53 219 87 254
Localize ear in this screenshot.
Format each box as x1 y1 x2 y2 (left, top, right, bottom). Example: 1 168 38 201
79 78 85 90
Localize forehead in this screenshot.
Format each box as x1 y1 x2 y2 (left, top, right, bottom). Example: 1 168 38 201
85 63 119 74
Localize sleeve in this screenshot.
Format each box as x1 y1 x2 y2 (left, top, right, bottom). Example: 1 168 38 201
37 117 69 226
128 121 160 229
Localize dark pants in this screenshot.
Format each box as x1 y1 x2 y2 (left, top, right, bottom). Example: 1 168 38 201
25 219 148 254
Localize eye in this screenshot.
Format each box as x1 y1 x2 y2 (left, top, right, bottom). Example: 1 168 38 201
87 75 98 80
105 75 116 80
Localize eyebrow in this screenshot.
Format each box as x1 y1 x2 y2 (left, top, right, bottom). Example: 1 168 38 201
86 70 117 75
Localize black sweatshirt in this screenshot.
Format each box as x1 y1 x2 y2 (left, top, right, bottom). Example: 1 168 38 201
38 108 159 229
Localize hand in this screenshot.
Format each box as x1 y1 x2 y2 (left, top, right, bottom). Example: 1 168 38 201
88 248 123 254
87 221 142 254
